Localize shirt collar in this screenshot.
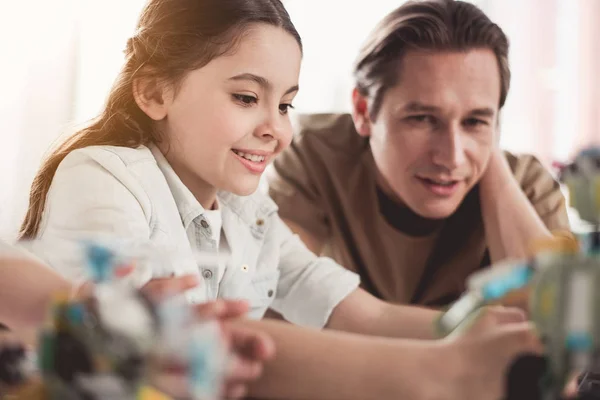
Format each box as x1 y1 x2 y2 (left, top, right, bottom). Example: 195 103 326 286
150 145 206 229
149 145 278 230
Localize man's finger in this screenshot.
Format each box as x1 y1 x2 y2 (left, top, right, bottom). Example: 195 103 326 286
226 354 263 381
491 322 544 358
563 371 581 399
486 306 527 325
226 324 276 361
453 306 526 339
193 299 249 320
215 300 249 319
73 282 95 299
223 382 248 400
142 275 200 301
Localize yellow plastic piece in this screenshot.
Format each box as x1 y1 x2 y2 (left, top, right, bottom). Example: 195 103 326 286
567 183 577 208
137 385 174 400
538 284 556 319
594 177 600 209
50 290 71 305
3 380 47 400
528 232 579 256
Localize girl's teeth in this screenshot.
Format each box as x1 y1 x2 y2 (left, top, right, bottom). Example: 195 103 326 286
233 150 265 162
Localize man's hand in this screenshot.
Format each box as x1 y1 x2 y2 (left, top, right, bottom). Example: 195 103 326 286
190 299 276 398
139 274 201 301
74 273 200 301
436 306 544 400
143 277 275 399
221 316 276 399
479 149 512 191
479 150 554 263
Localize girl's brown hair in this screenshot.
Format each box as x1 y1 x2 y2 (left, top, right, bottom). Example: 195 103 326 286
20 0 301 239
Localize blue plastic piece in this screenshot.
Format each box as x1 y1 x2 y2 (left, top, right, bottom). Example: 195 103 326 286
84 242 116 283
566 332 593 351
579 147 600 158
189 338 218 399
66 303 85 325
481 266 534 301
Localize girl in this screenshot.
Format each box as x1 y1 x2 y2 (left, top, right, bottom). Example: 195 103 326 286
20 0 542 399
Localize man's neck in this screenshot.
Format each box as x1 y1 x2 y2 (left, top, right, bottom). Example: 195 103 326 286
375 185 444 237
374 167 406 206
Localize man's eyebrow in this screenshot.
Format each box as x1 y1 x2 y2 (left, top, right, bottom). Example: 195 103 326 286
398 102 496 117
469 107 495 118
400 102 441 113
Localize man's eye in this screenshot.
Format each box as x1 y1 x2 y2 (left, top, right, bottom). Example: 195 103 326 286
407 115 436 124
464 118 487 127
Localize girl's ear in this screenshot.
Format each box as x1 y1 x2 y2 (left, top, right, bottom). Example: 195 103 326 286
133 70 174 121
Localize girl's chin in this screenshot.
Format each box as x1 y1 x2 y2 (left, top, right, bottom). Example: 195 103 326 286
226 179 261 197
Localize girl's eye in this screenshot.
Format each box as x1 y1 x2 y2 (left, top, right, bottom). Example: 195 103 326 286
279 103 294 115
233 94 257 106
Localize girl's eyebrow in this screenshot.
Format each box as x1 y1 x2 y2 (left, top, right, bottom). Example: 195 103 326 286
228 73 299 95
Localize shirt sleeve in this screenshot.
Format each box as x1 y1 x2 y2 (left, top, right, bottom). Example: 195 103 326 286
268 215 360 328
509 153 571 232
266 133 330 241
33 148 153 286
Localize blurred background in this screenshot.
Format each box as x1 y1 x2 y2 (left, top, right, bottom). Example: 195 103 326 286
0 0 598 238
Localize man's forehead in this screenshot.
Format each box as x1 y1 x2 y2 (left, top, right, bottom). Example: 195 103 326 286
396 101 497 116
399 48 500 77
385 49 502 113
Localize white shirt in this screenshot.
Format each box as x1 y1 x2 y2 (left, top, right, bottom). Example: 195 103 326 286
32 145 360 328
199 207 226 284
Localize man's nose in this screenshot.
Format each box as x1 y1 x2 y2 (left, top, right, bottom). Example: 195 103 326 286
431 125 466 170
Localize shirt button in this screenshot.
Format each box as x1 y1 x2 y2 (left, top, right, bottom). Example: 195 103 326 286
267 289 274 297
202 269 213 279
256 218 265 226
241 264 249 272
200 220 209 229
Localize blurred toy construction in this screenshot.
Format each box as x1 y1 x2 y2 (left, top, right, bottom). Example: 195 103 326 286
0 241 227 400
436 147 600 400
0 147 598 400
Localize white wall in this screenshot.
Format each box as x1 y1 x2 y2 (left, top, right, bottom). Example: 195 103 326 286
0 0 596 237
0 0 79 239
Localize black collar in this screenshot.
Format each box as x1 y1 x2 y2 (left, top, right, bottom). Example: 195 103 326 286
376 185 480 237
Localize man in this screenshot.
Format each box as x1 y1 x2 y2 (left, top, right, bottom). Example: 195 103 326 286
268 0 570 307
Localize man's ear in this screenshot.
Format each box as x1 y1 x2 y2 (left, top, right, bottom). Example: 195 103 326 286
494 112 502 146
132 71 174 121
351 88 373 137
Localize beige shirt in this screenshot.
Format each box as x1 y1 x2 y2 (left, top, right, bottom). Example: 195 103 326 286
267 113 570 307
